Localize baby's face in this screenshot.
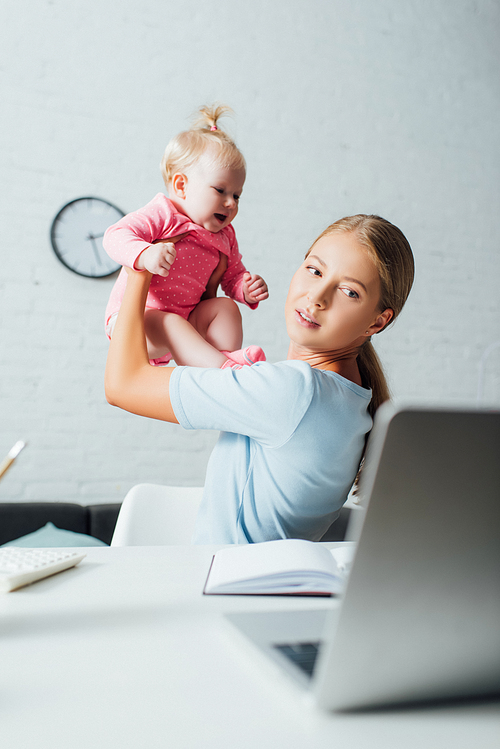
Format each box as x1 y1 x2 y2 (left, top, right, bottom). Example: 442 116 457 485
173 155 245 233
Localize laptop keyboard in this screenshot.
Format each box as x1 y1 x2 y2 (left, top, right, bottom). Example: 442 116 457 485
273 641 320 678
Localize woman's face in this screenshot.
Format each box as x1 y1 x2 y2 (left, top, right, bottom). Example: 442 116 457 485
285 231 392 355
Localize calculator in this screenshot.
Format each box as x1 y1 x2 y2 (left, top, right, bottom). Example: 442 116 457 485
0 548 86 592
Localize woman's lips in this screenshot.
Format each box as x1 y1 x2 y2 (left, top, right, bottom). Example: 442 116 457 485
295 309 320 328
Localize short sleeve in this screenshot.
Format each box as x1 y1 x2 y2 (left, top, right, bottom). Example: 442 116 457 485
169 361 315 449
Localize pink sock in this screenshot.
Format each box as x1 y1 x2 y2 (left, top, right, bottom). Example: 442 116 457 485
220 346 266 370
149 353 173 367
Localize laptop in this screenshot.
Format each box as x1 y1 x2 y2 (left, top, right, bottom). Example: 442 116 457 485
225 404 500 711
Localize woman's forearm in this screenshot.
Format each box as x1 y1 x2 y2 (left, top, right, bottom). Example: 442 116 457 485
104 269 178 423
108 269 152 376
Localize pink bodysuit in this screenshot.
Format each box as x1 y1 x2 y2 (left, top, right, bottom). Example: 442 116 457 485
104 193 257 344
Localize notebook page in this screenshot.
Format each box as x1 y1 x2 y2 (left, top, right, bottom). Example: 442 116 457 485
207 539 339 590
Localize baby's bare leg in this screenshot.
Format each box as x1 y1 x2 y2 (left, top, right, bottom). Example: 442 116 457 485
188 297 243 352
143 307 232 368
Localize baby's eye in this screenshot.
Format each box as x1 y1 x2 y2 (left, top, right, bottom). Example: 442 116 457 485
213 187 224 194
233 194 240 201
340 287 359 299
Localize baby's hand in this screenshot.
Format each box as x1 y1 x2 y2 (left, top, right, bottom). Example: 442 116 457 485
243 272 269 304
133 234 188 276
135 241 177 277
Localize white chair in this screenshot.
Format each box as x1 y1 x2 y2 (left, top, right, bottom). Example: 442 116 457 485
111 483 203 546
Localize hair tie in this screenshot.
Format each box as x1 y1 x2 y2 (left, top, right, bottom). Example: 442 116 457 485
210 125 218 131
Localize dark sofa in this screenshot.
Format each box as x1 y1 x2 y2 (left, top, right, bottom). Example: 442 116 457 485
0 503 122 546
0 501 351 546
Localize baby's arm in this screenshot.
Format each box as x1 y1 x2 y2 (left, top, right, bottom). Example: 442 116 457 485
222 265 269 308
204 254 268 306
103 194 176 270
220 228 269 308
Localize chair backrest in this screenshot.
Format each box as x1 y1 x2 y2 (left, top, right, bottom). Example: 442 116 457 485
111 484 203 546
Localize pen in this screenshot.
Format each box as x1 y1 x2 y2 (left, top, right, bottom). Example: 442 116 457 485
0 441 27 481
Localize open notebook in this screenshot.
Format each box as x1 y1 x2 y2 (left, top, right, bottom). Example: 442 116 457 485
204 540 355 596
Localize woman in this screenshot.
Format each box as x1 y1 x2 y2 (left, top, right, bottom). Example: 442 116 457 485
105 215 414 543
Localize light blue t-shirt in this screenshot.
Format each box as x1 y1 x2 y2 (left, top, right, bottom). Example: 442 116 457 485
170 360 372 544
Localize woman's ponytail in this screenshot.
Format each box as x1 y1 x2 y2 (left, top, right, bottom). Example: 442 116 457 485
357 340 391 418
306 215 414 495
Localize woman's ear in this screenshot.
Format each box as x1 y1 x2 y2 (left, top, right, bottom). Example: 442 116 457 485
170 172 188 199
368 308 394 335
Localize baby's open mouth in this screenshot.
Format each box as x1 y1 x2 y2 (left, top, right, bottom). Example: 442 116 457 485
214 213 227 223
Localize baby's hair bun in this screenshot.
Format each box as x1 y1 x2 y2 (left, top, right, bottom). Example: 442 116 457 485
192 104 233 133
161 103 245 187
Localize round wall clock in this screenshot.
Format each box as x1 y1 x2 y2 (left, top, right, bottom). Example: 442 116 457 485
50 197 125 278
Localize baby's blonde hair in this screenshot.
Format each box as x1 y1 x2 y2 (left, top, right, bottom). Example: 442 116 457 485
160 104 246 187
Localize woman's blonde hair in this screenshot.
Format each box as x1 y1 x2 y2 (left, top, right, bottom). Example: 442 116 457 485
160 104 246 187
307 214 415 418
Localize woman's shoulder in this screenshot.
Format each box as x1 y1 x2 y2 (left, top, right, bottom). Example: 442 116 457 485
237 361 317 410
269 360 369 391
252 359 313 383
271 361 372 408
315 368 372 399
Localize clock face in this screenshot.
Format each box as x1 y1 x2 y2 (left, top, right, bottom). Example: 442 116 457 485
50 197 125 278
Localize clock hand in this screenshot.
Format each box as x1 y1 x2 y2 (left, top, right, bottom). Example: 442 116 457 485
87 234 103 265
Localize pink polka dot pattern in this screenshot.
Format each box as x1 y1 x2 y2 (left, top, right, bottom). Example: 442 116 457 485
103 194 256 333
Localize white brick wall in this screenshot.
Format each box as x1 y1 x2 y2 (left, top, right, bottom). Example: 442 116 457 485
1 0 499 504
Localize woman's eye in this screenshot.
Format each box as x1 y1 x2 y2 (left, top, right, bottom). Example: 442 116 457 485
306 266 321 277
341 287 359 299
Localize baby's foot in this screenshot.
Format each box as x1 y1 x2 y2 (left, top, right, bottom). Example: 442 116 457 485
220 346 266 370
149 353 173 367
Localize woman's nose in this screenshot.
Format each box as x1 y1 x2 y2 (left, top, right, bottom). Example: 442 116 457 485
307 283 328 308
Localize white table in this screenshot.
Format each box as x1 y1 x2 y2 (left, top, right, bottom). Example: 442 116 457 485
1 545 498 749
